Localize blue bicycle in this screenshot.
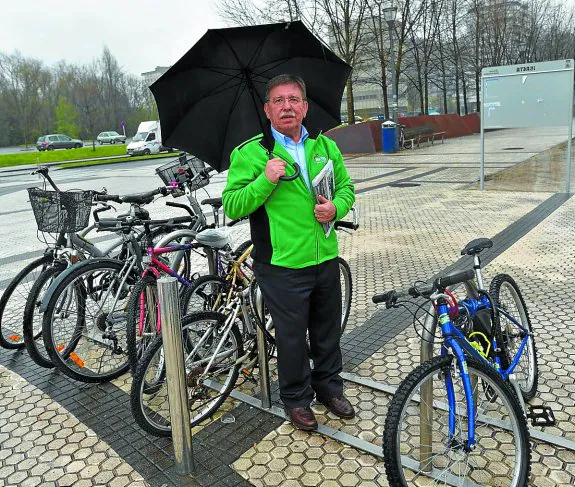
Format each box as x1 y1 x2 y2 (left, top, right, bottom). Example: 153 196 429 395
374 238 546 486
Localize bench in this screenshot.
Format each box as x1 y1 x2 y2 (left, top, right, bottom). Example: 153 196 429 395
402 125 446 149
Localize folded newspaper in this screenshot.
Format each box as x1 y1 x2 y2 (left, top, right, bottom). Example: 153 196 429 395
311 160 335 238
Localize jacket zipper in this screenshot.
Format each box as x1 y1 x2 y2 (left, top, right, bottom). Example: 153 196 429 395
271 134 324 265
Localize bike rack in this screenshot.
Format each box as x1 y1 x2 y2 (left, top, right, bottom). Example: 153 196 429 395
254 286 271 408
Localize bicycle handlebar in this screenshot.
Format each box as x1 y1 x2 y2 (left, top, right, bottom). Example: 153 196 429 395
227 216 248 227
93 187 170 205
96 214 195 230
334 220 359 231
372 268 476 306
94 193 123 204
31 166 59 191
166 201 196 218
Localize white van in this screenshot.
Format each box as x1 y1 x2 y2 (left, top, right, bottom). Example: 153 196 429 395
126 121 172 156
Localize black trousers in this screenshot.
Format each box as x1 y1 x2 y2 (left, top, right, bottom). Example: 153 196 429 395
253 258 343 408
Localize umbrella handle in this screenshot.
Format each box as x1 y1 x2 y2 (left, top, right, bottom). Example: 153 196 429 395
279 162 301 182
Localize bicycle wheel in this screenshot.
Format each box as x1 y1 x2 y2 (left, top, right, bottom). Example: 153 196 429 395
126 274 160 375
383 355 530 487
181 275 230 315
338 257 352 333
42 259 134 382
490 274 538 401
130 311 243 437
23 263 66 368
0 254 52 349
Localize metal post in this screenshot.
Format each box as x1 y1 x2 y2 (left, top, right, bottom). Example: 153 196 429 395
419 304 435 473
480 74 485 190
566 71 574 194
254 286 271 409
388 19 398 151
157 277 195 475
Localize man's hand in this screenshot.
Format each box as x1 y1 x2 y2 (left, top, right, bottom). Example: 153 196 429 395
314 195 336 223
265 158 286 184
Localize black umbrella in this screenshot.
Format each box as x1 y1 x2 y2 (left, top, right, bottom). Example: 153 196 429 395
150 20 351 172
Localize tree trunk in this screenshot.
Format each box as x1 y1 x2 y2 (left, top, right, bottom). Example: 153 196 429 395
424 73 429 114
455 68 461 115
346 76 355 124
462 70 469 115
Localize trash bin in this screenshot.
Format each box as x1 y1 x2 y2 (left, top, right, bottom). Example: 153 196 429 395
382 120 397 153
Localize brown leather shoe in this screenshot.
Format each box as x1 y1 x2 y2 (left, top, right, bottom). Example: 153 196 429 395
317 395 356 419
285 407 318 431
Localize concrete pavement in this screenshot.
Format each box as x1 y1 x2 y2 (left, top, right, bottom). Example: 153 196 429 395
0 127 574 486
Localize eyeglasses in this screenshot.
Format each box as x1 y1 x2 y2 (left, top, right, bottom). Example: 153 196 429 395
269 96 304 106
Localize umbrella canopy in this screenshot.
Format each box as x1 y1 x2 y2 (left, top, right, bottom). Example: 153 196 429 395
150 21 351 171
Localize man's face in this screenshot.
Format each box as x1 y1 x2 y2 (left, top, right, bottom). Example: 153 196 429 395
263 82 308 136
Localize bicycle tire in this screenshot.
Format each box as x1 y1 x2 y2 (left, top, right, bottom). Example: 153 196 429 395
490 274 538 401
383 355 531 487
0 254 52 349
181 274 230 315
130 311 243 437
126 274 159 375
42 259 134 382
23 263 66 368
338 257 352 333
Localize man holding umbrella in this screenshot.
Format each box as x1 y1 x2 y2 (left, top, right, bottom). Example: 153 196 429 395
223 74 356 431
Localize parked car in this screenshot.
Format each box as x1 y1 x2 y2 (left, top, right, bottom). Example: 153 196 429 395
341 115 364 124
97 131 126 145
36 134 83 151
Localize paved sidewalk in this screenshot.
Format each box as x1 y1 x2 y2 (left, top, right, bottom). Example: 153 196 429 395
0 127 574 486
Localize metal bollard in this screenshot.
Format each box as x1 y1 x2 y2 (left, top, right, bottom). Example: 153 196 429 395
157 277 195 475
254 285 271 409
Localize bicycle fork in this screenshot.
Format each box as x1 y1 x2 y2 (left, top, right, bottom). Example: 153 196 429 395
442 337 477 452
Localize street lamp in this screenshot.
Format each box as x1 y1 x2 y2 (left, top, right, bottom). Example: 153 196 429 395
383 3 398 150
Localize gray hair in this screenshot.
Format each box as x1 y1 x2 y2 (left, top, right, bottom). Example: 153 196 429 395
265 74 307 102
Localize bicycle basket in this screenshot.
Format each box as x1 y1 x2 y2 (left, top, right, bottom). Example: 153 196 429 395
155 154 208 191
27 188 94 233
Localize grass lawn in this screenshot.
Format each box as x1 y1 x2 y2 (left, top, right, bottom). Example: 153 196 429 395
0 145 128 167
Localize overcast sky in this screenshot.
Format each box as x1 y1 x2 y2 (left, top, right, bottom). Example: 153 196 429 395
2 0 227 76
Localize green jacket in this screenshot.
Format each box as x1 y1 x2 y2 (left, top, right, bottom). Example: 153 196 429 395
222 129 355 269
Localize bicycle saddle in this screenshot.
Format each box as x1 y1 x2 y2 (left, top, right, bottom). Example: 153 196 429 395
195 227 232 249
201 197 223 210
461 238 493 256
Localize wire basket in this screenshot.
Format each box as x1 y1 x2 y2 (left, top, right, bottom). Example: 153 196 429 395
156 154 209 191
27 188 94 233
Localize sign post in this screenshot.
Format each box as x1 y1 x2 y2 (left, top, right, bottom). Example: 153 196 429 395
121 120 126 137
480 59 574 193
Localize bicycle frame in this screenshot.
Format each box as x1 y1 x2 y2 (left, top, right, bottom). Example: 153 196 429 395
435 296 531 450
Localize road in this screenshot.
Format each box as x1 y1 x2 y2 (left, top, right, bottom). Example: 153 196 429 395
0 138 133 155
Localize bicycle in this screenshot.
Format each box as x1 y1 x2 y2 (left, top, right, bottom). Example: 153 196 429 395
129 213 359 436
0 167 126 355
130 280 273 436
125 217 253 374
38 184 200 382
373 237 539 486
125 154 255 373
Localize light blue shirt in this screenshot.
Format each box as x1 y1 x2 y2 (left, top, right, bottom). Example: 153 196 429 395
270 125 310 189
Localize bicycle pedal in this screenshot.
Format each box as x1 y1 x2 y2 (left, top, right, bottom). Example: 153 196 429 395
527 405 556 427
241 368 257 384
